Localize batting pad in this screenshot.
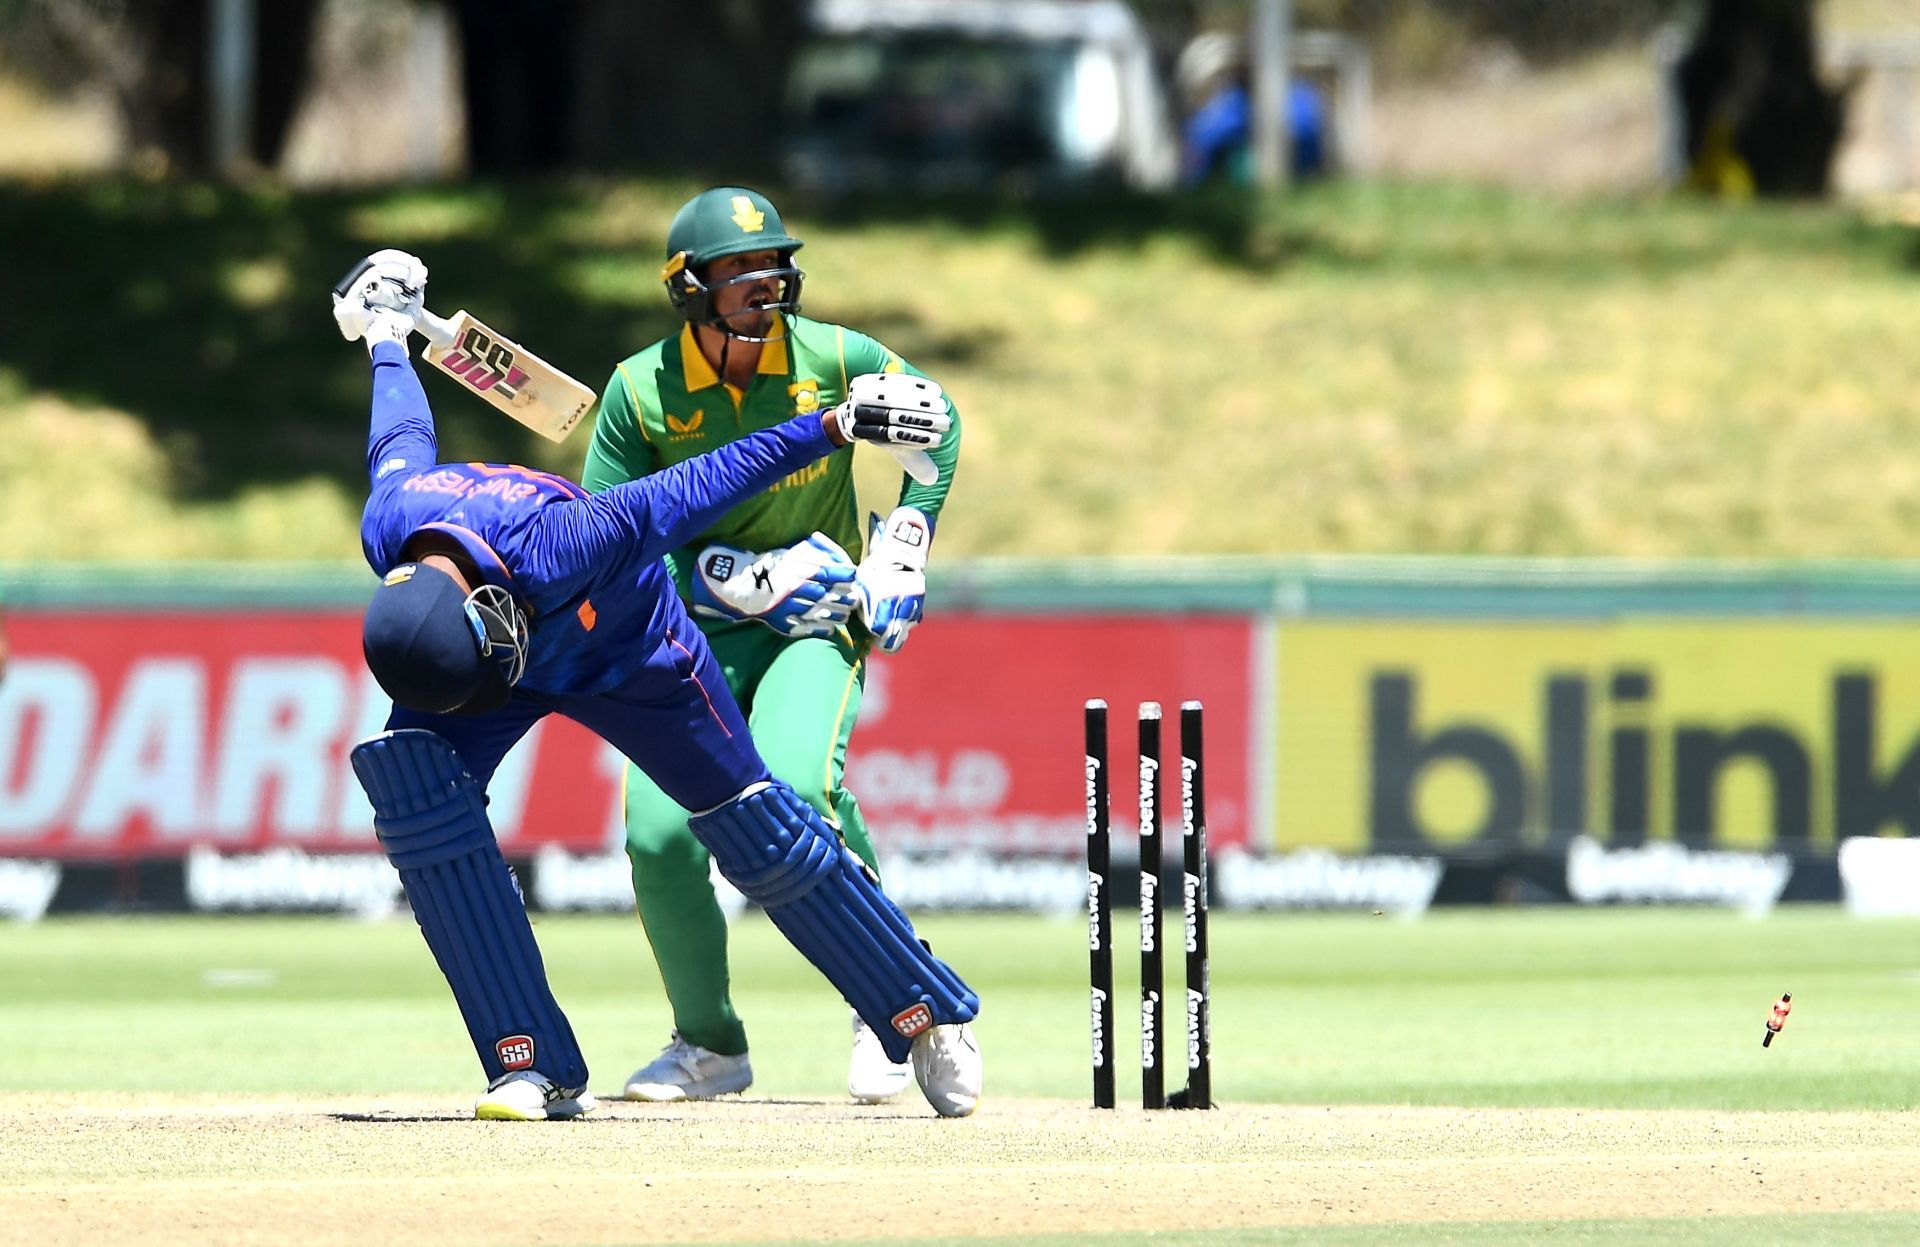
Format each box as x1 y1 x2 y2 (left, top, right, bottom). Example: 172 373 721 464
351 730 587 1090
691 782 979 1064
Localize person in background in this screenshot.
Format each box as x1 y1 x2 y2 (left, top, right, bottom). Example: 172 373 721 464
1176 31 1327 185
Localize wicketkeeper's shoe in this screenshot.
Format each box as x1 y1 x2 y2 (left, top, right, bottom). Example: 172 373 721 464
473 1070 597 1121
909 1022 981 1118
622 1031 753 1102
848 1010 913 1103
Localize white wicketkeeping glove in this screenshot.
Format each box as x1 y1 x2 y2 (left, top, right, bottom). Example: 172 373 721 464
691 533 859 639
854 506 931 654
833 373 951 486
331 248 428 352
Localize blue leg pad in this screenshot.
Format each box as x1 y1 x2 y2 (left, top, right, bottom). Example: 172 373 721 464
351 729 586 1090
690 781 978 1064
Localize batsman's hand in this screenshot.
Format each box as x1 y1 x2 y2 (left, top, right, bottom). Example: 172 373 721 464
854 506 931 654
691 534 859 639
331 248 428 348
830 374 951 486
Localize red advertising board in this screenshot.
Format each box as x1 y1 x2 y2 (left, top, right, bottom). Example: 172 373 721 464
0 610 1253 859
847 615 1254 853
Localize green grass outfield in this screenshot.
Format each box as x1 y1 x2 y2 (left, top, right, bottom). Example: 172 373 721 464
7 905 1920 1108
8 906 1920 1246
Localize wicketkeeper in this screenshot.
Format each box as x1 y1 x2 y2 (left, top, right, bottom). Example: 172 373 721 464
583 187 962 1103
331 250 981 1120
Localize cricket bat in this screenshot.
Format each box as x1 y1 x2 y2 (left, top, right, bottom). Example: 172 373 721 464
416 307 595 442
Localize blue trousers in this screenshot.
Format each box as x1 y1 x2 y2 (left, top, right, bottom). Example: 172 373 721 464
388 625 765 808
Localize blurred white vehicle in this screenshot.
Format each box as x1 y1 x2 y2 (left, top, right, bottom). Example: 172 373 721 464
784 0 1180 193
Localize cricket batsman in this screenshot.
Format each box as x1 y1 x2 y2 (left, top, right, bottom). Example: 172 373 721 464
333 248 979 1119
583 188 961 1103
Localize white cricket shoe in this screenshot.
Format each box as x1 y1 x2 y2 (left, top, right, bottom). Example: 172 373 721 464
848 1010 913 1103
622 1031 753 1101
473 1070 597 1121
331 249 427 351
910 1022 981 1118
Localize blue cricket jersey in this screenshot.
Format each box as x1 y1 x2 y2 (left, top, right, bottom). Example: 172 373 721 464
358 341 835 696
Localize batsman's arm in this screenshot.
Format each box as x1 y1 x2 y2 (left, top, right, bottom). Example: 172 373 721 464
365 340 439 486
842 328 961 524
538 415 840 579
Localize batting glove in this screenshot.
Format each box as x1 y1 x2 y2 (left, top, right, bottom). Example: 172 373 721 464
331 248 428 353
691 533 860 639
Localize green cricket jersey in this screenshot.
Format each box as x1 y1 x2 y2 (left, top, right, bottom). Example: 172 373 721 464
580 314 961 604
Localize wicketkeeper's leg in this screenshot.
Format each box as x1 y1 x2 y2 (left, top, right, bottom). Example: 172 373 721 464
622 767 748 1056
564 638 978 1066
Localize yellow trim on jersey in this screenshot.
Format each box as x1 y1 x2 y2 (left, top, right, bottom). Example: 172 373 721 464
615 362 655 446
679 325 719 390
823 653 863 813
679 320 791 393
758 321 790 376
617 762 649 922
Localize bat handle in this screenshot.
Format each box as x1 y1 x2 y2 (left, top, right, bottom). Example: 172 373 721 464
890 447 939 486
416 306 460 348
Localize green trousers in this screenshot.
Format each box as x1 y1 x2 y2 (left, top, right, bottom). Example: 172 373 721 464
623 622 874 1056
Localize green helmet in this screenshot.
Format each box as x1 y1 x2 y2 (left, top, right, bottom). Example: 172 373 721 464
661 187 805 341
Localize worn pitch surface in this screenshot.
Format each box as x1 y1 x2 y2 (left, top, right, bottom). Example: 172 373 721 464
4 1095 1917 1246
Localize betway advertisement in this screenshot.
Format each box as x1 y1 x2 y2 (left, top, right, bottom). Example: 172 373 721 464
1273 619 1920 855
0 609 1253 862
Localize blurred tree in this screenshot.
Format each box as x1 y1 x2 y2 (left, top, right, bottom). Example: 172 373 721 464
449 0 805 175
1677 0 1849 197
449 0 581 173
568 0 806 174
35 0 322 175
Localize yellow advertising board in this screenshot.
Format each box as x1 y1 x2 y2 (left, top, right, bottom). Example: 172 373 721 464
1274 620 1920 853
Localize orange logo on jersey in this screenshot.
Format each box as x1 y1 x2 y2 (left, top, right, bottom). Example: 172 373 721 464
666 410 705 441
789 379 821 415
731 196 765 233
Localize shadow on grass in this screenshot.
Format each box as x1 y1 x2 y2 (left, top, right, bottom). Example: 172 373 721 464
4 175 1909 508
0 177 1012 503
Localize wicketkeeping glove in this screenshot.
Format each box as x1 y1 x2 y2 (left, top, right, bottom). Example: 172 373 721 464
834 373 952 486
691 533 859 639
854 506 932 654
